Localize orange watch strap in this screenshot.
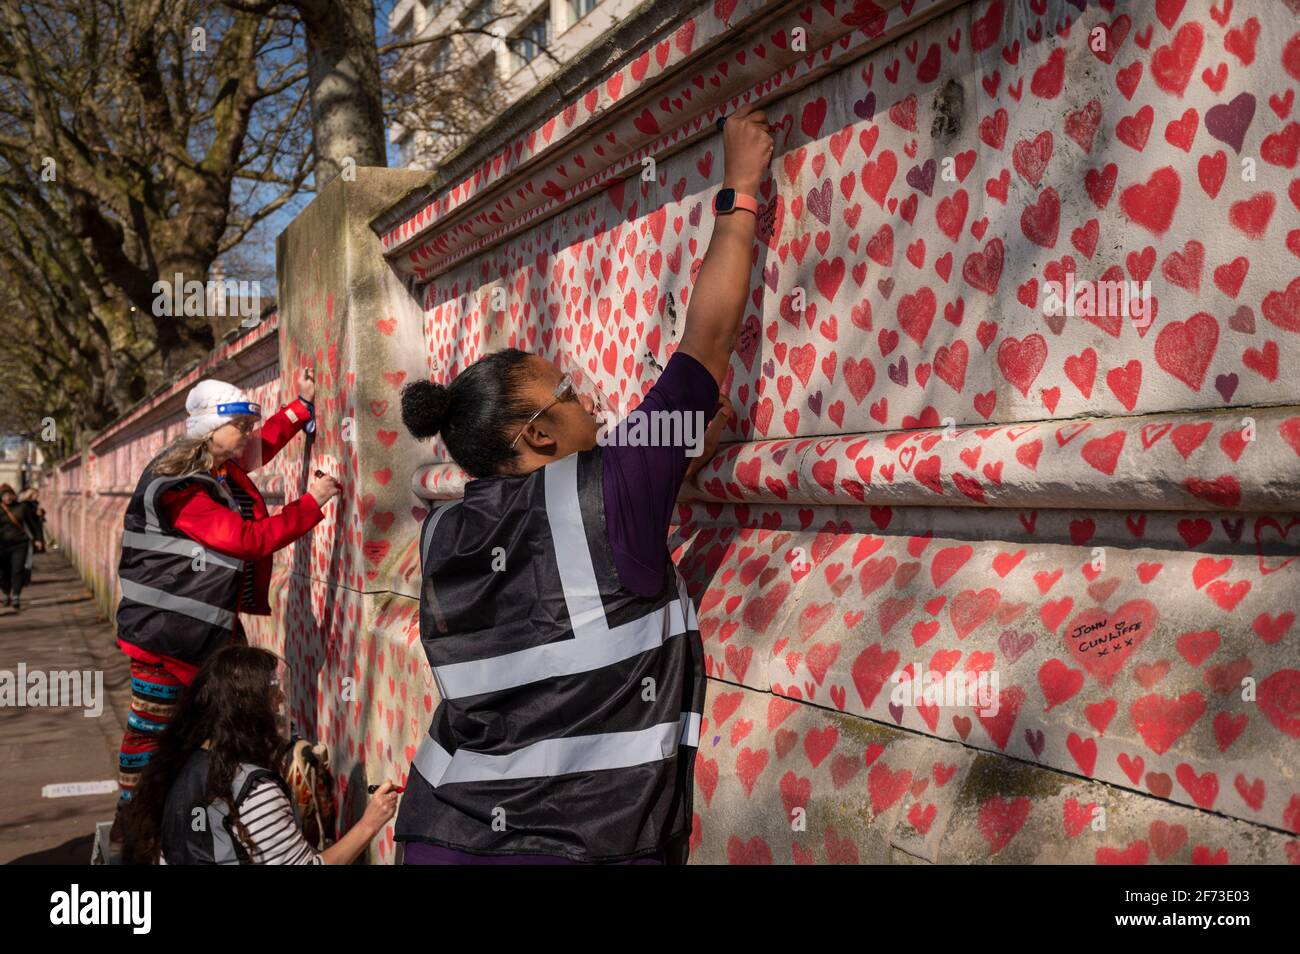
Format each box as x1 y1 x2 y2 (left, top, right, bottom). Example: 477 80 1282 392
715 189 759 216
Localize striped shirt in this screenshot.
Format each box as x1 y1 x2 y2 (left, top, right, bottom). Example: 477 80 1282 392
235 779 323 865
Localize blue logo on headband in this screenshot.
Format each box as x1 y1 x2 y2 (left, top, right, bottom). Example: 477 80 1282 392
216 401 262 416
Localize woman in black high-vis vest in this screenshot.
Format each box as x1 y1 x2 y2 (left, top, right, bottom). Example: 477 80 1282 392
395 105 772 865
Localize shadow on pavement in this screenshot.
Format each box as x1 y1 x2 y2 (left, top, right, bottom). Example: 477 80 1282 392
6 834 93 865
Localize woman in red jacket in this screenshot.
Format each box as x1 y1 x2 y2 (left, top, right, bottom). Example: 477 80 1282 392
111 366 341 837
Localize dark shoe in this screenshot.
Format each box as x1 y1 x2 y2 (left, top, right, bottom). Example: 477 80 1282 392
1 594 9 607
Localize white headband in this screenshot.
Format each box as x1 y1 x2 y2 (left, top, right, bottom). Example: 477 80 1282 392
185 379 261 440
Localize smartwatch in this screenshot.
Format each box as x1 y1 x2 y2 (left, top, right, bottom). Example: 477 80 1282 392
713 188 759 216
299 394 316 434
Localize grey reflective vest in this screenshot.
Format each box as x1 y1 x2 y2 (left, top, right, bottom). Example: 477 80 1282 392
161 748 295 864
394 447 706 862
115 457 246 664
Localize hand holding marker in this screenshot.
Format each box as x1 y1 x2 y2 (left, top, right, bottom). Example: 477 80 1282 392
308 468 342 506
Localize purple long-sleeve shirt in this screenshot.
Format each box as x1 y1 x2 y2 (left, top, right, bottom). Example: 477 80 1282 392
602 349 721 595
403 350 720 865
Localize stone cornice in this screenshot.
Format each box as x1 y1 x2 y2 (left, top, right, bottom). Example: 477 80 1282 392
378 0 967 281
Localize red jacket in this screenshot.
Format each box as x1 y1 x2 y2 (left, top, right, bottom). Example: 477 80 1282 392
119 397 322 683
162 395 323 613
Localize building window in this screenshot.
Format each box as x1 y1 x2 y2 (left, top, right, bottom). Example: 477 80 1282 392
567 0 599 25
423 36 451 72
510 8 550 67
462 0 494 30
477 53 497 90
395 9 415 42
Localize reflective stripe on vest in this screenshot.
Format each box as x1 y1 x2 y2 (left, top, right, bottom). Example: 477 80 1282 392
141 472 238 534
420 501 460 572
419 502 460 703
121 529 243 570
429 453 697 700
207 802 240 865
414 711 702 787
119 578 236 629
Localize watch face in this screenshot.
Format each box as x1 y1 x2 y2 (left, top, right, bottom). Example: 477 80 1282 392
715 188 736 213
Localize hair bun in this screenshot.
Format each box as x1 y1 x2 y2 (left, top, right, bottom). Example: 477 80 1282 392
401 380 451 438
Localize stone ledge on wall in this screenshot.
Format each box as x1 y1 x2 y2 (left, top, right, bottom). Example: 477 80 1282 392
412 404 1300 508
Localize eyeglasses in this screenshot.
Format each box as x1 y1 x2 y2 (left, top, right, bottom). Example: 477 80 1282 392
510 369 604 448
511 373 577 448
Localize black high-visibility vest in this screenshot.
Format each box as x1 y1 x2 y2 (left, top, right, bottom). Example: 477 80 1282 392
394 447 705 862
115 456 246 664
161 748 295 864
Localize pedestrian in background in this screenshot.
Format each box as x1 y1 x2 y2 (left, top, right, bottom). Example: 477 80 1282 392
17 488 45 588
110 367 340 842
0 483 44 612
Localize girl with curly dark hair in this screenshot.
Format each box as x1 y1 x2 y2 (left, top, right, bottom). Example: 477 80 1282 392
121 645 397 865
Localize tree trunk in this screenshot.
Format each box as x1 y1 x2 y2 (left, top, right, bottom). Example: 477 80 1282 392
297 0 389 187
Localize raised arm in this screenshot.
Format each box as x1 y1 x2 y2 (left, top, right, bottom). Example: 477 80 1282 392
239 366 317 472
676 103 774 387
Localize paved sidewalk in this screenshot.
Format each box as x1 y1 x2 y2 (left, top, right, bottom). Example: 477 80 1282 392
0 550 131 864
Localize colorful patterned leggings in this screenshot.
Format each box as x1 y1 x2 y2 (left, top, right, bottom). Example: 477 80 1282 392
116 658 184 804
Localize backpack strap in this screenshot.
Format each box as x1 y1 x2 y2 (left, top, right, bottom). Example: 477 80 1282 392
210 764 294 864
0 502 32 539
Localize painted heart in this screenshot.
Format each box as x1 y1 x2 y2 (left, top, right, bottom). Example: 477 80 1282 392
1155 311 1218 390
1150 21 1203 98
996 334 1047 396
1119 166 1181 235
1205 92 1256 153
1130 691 1205 755
1063 600 1157 685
